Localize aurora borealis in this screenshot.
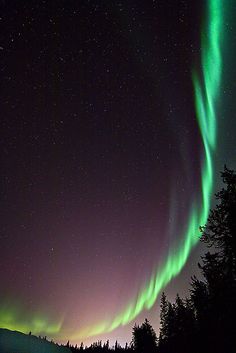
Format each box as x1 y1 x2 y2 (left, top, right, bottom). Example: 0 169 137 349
69 0 223 339
1 0 235 347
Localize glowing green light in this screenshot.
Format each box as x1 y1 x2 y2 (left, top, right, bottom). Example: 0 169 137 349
71 0 223 339
0 305 62 336
0 0 224 342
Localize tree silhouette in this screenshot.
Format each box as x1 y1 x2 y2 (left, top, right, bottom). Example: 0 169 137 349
201 166 236 277
188 167 236 353
190 276 208 327
159 294 196 353
158 292 169 345
196 167 236 352
158 167 236 353
132 319 157 353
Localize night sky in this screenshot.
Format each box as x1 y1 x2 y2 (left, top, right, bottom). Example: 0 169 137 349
1 0 236 347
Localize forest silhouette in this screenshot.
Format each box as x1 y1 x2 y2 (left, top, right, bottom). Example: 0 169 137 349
0 166 235 353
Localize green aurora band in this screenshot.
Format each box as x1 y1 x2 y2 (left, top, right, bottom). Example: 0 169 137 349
0 0 224 341
70 0 223 340
0 304 63 335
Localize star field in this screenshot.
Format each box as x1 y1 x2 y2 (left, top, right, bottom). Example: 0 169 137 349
1 0 236 346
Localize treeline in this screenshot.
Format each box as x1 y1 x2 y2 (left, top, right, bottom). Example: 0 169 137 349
66 167 236 353
67 339 133 353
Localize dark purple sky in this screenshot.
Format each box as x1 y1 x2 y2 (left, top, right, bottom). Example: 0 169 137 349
1 0 235 347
